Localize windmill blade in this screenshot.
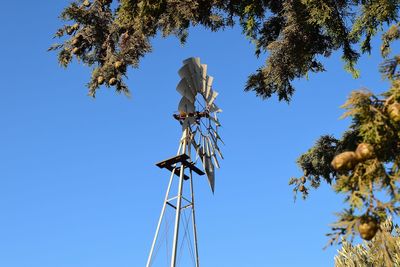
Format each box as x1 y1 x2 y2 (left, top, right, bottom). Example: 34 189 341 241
209 103 222 113
176 78 196 103
204 76 213 99
204 135 211 157
205 135 213 152
206 90 219 107
215 130 225 145
201 135 206 157
181 117 196 130
214 144 224 159
205 136 220 168
182 57 202 92
183 57 201 68
187 64 201 92
209 126 225 146
209 115 221 127
201 64 207 92
203 155 215 193
212 154 220 169
178 97 195 114
178 64 197 96
197 134 217 192
208 128 219 147
208 130 224 159
214 113 222 126
191 138 201 161
190 128 201 153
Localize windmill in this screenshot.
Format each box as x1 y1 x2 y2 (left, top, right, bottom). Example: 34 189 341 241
146 57 223 267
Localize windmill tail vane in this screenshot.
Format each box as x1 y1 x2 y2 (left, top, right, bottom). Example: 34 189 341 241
146 57 223 267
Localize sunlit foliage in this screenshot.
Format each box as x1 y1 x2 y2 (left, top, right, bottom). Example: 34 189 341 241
335 218 400 267
51 0 399 99
291 24 400 254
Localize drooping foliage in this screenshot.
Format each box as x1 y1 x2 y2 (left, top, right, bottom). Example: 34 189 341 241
290 24 400 251
335 218 400 267
51 0 399 99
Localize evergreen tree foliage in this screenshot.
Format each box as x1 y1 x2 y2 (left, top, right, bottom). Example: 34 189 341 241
290 24 400 251
51 0 399 99
334 218 400 267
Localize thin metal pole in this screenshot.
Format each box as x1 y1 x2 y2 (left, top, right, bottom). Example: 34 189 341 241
146 141 183 267
189 169 200 267
170 128 188 267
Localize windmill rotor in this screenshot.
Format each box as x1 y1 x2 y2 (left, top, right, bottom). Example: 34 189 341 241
175 57 223 193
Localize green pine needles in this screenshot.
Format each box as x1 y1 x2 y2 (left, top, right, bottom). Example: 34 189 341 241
51 0 399 100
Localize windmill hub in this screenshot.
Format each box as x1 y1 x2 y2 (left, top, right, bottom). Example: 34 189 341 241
173 111 210 122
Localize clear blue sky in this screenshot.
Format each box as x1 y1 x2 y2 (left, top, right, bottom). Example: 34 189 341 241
0 2 396 267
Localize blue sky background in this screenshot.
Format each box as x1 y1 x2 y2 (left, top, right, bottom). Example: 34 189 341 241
0 2 397 267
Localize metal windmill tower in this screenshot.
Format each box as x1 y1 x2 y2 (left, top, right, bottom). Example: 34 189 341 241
146 57 223 267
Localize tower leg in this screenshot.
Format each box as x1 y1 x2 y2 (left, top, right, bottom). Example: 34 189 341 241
189 170 200 267
146 168 177 267
170 129 188 267
146 142 184 267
